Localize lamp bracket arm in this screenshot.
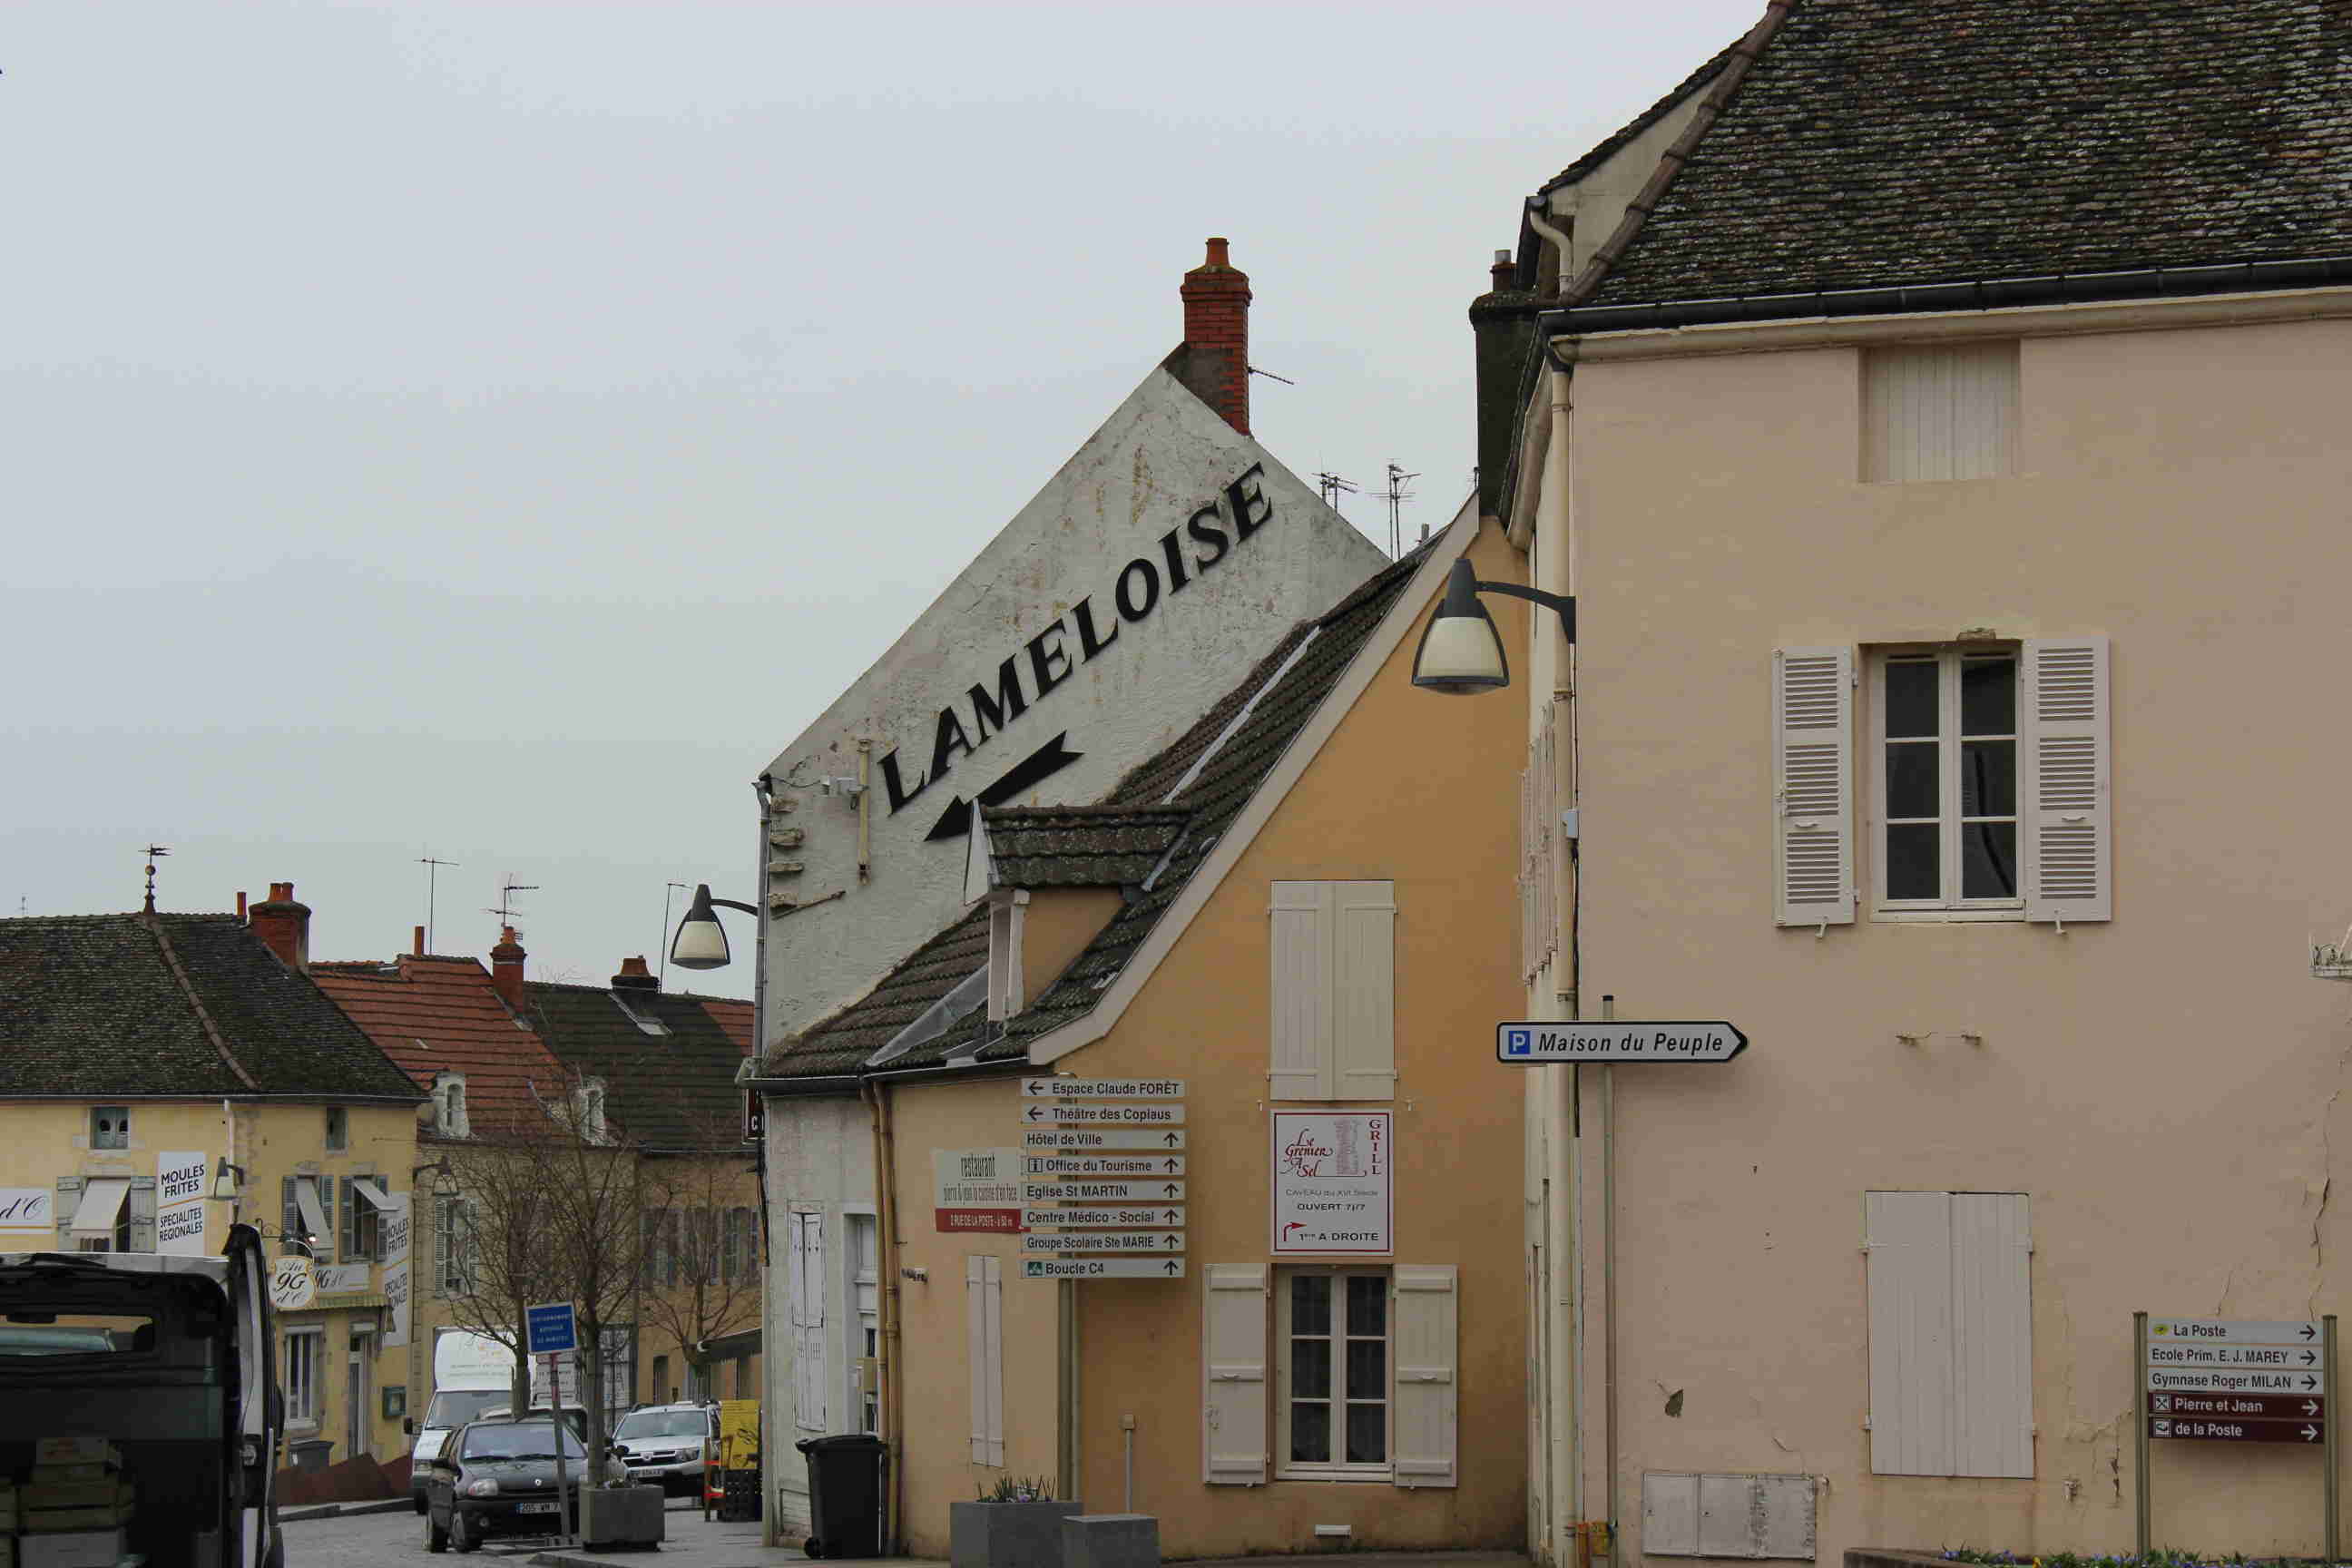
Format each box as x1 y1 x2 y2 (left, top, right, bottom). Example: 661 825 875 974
1473 580 1577 639
707 897 761 916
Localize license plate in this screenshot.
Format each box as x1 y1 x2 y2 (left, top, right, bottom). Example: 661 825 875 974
518 1500 560 1514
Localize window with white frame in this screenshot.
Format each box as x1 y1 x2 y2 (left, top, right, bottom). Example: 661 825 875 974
1865 1191 2033 1478
1277 1269 1390 1476
284 1328 324 1426
433 1073 469 1139
435 1195 475 1296
1269 881 1396 1102
1874 647 2022 913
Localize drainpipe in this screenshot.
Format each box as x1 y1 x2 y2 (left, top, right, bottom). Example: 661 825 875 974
862 1078 904 1552
1525 198 1573 298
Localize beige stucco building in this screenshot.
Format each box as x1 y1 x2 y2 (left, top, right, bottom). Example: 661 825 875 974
1485 1 2352 1561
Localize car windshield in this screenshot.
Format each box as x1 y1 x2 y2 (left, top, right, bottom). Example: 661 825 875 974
461 1421 586 1461
615 1409 708 1440
425 1389 507 1430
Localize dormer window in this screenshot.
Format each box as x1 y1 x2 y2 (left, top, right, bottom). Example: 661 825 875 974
571 1079 609 1143
986 891 1028 1023
432 1073 470 1139
91 1107 129 1151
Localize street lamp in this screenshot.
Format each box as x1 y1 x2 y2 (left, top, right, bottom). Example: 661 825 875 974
210 1158 244 1202
1409 558 1577 694
669 884 760 972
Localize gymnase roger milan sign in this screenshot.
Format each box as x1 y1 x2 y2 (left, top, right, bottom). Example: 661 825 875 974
880 463 1279 840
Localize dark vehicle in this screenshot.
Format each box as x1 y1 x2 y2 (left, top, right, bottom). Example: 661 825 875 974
420 1414 622 1553
0 1225 282 1568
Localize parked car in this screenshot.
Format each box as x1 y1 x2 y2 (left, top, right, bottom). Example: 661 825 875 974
419 1414 624 1553
611 1401 718 1495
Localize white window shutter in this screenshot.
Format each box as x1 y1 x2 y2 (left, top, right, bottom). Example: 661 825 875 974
1951 1194 2033 1478
1269 884 1331 1099
796 1215 827 1431
1203 1264 1269 1485
2024 638 2111 923
128 1179 156 1253
1866 1191 1954 1476
967 1258 991 1464
54 1177 81 1251
1391 1265 1457 1488
1775 648 1855 926
985 1257 1004 1464
1333 881 1396 1101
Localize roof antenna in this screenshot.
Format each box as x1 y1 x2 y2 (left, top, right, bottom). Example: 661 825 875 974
418 855 460 955
486 876 540 938
1381 463 1420 561
660 881 691 988
1317 471 1358 519
142 845 171 914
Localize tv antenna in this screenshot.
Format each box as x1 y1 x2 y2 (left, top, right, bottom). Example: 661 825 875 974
418 856 460 953
142 845 171 914
660 881 691 987
1317 471 1357 517
487 876 540 935
1380 464 1420 560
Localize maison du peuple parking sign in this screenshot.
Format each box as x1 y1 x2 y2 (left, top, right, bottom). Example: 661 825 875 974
1495 1020 1748 1063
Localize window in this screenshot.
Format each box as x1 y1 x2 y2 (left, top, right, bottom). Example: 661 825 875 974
339 1178 382 1262
1269 880 1396 1101
788 1212 826 1431
1861 340 2018 483
435 1195 475 1296
1873 649 2021 913
966 1255 1004 1465
90 1108 129 1151
1278 1269 1389 1476
281 1175 331 1257
652 1356 671 1404
324 1107 348 1152
1866 1191 2032 1478
722 1208 755 1285
433 1073 469 1139
285 1328 324 1426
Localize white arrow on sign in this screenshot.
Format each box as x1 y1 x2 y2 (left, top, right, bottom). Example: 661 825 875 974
1022 1103 1184 1127
1495 1020 1748 1063
1021 1230 1186 1254
1022 1257 1187 1280
1027 1154 1186 1178
1024 1180 1185 1203
1023 1129 1187 1152
1021 1078 1186 1100
1022 1205 1185 1229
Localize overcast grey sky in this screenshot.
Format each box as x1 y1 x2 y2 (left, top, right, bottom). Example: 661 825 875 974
3 0 1759 998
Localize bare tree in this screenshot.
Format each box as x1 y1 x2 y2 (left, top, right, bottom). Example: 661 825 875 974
521 1073 644 1472
436 1138 567 1416
636 1105 762 1402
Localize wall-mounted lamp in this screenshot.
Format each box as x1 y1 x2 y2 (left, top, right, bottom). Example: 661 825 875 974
210 1159 246 1202
669 883 760 972
1410 558 1577 695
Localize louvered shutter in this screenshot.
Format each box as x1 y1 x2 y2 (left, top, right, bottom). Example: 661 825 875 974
128 1178 156 1253
1951 1194 2033 1478
965 1257 1004 1465
1269 884 1330 1099
1391 1266 1457 1488
1334 882 1396 1101
796 1215 827 1430
1775 648 1855 925
1867 1191 1955 1476
1203 1264 1269 1485
2024 638 2111 923
54 1177 82 1251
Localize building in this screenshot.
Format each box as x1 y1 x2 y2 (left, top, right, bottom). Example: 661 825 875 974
750 506 1532 1556
0 886 426 1475
1485 0 2352 1558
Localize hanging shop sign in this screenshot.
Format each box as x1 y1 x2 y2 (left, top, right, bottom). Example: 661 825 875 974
1271 1112 1392 1255
934 1148 1023 1234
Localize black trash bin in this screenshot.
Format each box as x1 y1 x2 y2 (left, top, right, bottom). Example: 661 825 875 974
796 1433 885 1560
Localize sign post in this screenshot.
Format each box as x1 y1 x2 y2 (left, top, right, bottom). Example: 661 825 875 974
526 1302 580 1544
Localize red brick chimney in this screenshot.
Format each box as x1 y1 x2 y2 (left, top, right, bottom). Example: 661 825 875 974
1178 237 1252 436
490 926 527 1012
611 956 659 993
248 882 311 973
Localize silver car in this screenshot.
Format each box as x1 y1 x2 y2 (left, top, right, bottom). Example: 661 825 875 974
611 1402 718 1495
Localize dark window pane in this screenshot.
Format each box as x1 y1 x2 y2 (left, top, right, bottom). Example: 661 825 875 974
1290 1401 1329 1464
1963 821 2019 899
1346 1338 1387 1400
1961 657 2016 737
1291 1276 1329 1337
1961 740 2016 818
1886 823 1939 900
1346 1402 1387 1464
1347 1275 1387 1337
1292 1338 1329 1398
1885 660 1937 739
1886 742 1939 819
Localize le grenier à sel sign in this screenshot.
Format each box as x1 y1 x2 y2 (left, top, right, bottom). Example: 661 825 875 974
877 465 1281 843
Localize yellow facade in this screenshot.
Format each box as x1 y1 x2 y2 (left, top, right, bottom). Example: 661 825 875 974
0 1097 419 1469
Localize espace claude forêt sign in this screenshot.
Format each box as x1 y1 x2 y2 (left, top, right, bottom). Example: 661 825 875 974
877 464 1279 842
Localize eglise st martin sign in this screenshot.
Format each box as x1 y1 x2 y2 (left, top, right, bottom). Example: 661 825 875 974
877 462 1280 841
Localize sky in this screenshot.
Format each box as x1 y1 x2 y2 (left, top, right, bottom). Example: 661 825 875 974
2 0 1762 999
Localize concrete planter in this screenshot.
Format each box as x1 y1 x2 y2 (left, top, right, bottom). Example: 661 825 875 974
951 1499 1083 1568
579 1485 667 1547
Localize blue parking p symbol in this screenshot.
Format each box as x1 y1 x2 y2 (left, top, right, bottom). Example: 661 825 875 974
1504 1028 1534 1058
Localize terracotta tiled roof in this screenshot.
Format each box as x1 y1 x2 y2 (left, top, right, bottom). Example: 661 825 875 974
697 995 754 1058
310 953 568 1132
0 913 425 1101
1585 0 2352 307
760 532 1440 1083
522 980 752 1152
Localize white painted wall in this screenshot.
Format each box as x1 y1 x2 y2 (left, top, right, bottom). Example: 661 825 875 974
760 366 1386 1042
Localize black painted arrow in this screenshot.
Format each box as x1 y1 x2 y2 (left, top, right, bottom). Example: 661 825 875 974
1163 1183 1180 1198
2302 1350 2317 1365
1163 1209 1180 1224
2305 1325 2319 1339
1162 1259 1179 1275
1163 1234 1180 1248
2305 1376 2319 1389
1161 1132 1179 1146
1026 1106 1044 1122
925 732 1086 842
1163 1158 1179 1172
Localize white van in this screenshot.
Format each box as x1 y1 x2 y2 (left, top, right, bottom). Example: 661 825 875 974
406 1328 514 1514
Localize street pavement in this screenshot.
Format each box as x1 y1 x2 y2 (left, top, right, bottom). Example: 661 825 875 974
279 1494 818 1567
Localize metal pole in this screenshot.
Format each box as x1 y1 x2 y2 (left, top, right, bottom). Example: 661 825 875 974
1601 994 1618 1556
2134 1311 2150 1553
2327 1315 2338 1564
548 1350 572 1545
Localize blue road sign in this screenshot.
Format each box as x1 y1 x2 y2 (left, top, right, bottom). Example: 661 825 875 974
525 1300 578 1357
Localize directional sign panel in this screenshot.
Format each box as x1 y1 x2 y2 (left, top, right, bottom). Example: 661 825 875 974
2148 1341 2324 1372
1023 1103 1184 1127
1022 1205 1186 1229
1024 1129 1187 1152
1496 1021 1748 1064
2151 1318 2319 1346
2146 1366 2322 1396
1021 1230 1186 1254
1023 1257 1186 1280
2149 1392 2325 1421
1021 1078 1185 1100
1024 1180 1185 1203
1027 1155 1186 1178
2149 1416 2323 1445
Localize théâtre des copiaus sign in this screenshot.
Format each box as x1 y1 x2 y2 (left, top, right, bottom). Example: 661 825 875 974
879 463 1279 839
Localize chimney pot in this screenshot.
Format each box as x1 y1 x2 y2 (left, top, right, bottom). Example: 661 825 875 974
1204 237 1230 269
489 925 527 1012
248 882 313 974
1491 250 1518 291
236 891 248 921
612 955 660 992
413 925 426 957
